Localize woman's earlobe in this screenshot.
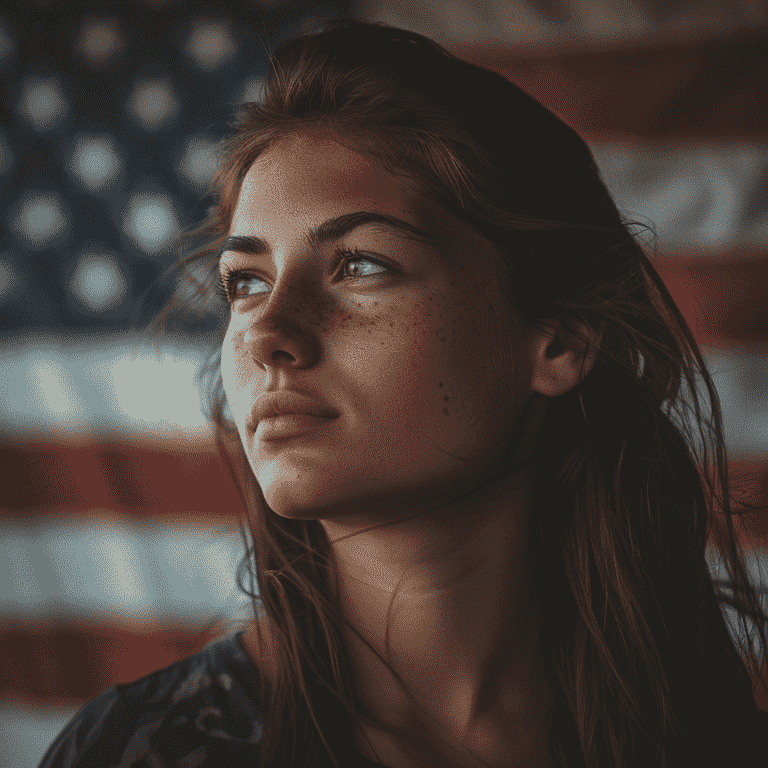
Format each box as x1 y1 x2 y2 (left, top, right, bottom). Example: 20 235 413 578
531 320 603 398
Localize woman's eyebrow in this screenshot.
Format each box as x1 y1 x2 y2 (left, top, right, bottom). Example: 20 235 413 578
218 210 440 260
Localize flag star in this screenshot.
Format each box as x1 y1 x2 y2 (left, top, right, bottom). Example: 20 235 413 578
177 135 220 189
122 193 179 254
127 78 180 131
69 253 128 312
69 134 122 192
239 76 265 104
185 18 237 72
75 18 124 67
12 193 69 249
18 76 69 132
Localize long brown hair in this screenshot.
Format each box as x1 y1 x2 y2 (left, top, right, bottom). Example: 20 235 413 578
153 18 768 767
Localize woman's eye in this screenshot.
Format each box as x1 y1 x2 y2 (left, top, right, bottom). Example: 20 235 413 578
219 252 390 304
216 269 269 303
341 256 388 279
232 274 268 299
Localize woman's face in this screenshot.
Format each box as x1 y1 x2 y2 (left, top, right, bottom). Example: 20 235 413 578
220 130 534 522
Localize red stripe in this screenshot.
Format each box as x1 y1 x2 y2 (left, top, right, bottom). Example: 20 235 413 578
1 610 766 711
652 253 768 352
0 620 233 709
1 448 767 536
450 27 768 140
0 439 245 518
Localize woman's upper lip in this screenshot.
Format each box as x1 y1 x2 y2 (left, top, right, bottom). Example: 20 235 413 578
250 389 340 425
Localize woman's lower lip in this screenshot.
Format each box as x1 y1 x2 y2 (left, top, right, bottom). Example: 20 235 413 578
255 414 338 441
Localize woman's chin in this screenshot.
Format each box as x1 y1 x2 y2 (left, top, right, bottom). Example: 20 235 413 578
261 488 377 524
261 494 322 520
261 488 345 521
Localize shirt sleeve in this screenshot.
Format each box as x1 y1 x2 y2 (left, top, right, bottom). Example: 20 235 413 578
33 632 264 768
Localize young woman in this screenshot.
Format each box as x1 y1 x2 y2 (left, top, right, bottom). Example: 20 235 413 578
39 18 767 768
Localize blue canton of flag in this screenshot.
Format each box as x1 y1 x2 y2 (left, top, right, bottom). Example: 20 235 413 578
0 0 353 335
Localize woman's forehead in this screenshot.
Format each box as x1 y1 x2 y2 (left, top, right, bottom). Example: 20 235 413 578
229 131 508 302
236 133 413 214
232 138 423 238
236 134 484 239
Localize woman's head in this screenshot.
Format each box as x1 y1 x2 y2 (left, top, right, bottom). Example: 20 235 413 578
219 127 600 525
198 17 627 525
161 18 767 768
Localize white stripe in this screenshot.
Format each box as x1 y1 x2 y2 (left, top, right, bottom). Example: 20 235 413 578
693 345 768 459
0 514 252 627
1 339 766 457
0 332 216 441
592 143 768 253
0 500 765 630
0 703 81 768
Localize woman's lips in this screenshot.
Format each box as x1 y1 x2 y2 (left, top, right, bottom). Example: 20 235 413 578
249 389 340 430
255 413 338 442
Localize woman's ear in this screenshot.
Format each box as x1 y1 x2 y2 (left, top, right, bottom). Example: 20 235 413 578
530 319 603 398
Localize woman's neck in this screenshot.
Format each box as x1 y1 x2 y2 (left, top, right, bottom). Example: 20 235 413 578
320 464 554 766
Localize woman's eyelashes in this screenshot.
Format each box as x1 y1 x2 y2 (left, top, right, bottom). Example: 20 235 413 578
216 247 393 304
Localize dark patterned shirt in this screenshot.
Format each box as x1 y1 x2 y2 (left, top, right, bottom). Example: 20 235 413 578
36 630 388 768
35 628 768 767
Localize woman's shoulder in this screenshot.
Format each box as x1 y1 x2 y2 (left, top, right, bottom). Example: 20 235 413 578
35 629 265 768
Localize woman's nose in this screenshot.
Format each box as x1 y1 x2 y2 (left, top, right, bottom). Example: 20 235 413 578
241 313 321 371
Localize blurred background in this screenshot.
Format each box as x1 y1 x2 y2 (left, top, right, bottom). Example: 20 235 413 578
1 1 768 764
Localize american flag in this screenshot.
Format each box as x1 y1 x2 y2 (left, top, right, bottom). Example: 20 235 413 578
1 2 767 764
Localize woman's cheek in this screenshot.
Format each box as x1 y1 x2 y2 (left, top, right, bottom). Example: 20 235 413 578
221 321 250 415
